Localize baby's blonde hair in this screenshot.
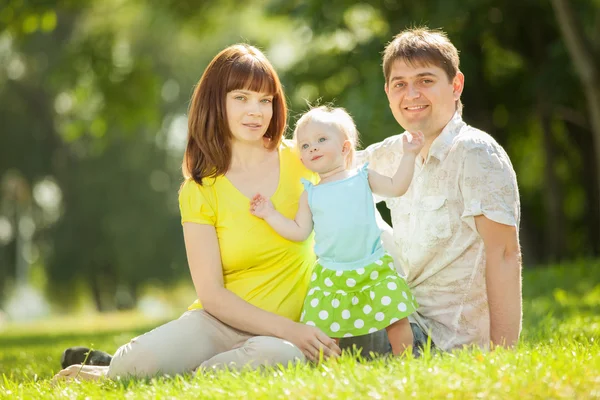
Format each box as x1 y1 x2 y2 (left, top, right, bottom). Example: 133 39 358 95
292 105 360 168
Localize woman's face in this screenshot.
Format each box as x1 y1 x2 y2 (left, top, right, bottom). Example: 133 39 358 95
226 89 274 144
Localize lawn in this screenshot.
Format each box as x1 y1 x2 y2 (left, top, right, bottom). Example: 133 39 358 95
1 260 599 399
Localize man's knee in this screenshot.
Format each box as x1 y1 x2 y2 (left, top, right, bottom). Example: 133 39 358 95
339 330 391 358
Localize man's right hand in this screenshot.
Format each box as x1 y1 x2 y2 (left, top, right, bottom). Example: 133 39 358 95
282 322 341 362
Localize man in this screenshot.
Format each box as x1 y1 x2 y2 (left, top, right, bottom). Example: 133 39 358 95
349 27 522 353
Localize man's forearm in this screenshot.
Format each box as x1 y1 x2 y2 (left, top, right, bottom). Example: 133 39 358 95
486 249 522 347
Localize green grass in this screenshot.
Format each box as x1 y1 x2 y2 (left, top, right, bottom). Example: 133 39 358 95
1 260 599 399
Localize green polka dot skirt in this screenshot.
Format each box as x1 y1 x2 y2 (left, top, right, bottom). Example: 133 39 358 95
300 254 418 338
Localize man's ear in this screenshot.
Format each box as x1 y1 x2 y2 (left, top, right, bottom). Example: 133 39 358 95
453 71 465 100
384 82 389 95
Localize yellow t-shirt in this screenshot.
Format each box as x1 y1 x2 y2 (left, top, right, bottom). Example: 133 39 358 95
178 140 317 322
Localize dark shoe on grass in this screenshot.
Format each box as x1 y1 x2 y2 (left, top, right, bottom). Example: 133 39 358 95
61 347 113 369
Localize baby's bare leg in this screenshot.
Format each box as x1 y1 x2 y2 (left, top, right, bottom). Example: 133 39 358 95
386 318 413 356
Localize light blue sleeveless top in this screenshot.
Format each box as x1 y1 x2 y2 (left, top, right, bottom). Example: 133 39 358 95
301 163 385 271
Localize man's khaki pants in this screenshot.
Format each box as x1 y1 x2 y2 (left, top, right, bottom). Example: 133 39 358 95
107 309 305 378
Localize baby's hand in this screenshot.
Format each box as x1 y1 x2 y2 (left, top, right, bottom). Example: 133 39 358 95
403 131 425 154
250 194 276 219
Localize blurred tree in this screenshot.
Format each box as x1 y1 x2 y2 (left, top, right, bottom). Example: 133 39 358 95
0 0 305 310
551 0 600 250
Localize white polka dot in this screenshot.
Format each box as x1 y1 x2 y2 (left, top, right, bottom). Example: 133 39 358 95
346 278 356 288
325 278 334 287
300 311 305 320
375 312 385 321
356 268 365 275
352 296 359 305
336 290 347 295
361 285 370 291
319 310 329 320
332 299 340 308
308 288 315 296
310 298 319 307
370 271 379 280
381 296 391 306
354 319 364 328
343 333 353 338
398 302 407 312
342 310 351 319
387 282 397 290
375 259 383 265
363 305 372 314
388 262 395 270
311 273 317 281
336 270 343 277
330 322 340 332
323 292 331 296
370 291 375 300
369 328 378 333
402 291 408 299
306 321 315 326
390 317 399 324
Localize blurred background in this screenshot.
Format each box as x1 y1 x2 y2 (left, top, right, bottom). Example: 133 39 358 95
0 0 599 322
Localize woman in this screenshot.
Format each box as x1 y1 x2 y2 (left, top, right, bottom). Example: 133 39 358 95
54 43 341 381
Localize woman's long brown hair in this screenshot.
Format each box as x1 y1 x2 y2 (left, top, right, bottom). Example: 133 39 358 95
182 44 287 185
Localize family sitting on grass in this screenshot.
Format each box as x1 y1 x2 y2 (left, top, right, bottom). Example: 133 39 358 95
54 27 522 382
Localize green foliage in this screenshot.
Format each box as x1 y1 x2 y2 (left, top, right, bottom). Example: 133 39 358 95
0 262 598 398
1 0 600 309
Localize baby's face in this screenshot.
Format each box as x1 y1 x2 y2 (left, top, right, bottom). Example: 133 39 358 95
296 120 348 174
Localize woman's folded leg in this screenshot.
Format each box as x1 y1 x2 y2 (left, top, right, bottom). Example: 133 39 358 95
198 336 305 372
107 309 238 378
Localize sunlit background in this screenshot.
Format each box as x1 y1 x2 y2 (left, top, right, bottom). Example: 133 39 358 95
1 0 599 323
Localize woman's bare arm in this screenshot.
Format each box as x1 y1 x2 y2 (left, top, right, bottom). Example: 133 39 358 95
182 222 339 361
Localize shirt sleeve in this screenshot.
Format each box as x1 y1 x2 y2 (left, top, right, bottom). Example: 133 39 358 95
355 135 404 175
356 135 405 203
460 142 520 230
178 179 216 225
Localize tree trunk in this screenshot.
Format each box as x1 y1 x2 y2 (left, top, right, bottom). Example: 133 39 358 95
89 273 104 312
551 0 600 248
568 120 600 256
539 105 564 261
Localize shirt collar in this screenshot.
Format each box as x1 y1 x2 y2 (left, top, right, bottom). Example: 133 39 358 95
426 112 465 163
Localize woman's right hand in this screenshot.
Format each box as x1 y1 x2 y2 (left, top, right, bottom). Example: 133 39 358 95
282 322 341 362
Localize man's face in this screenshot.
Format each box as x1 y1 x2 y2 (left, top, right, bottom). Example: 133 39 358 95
385 59 464 139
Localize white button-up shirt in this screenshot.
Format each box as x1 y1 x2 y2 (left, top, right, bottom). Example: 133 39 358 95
359 113 520 350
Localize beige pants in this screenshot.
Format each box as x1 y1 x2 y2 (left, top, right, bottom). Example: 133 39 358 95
107 309 305 378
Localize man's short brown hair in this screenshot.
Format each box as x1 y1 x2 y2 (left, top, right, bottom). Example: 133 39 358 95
382 27 462 113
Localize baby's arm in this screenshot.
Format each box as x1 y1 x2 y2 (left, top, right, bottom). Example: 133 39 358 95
250 191 313 242
368 131 424 198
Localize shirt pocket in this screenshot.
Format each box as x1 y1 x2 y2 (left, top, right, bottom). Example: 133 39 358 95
415 195 452 247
